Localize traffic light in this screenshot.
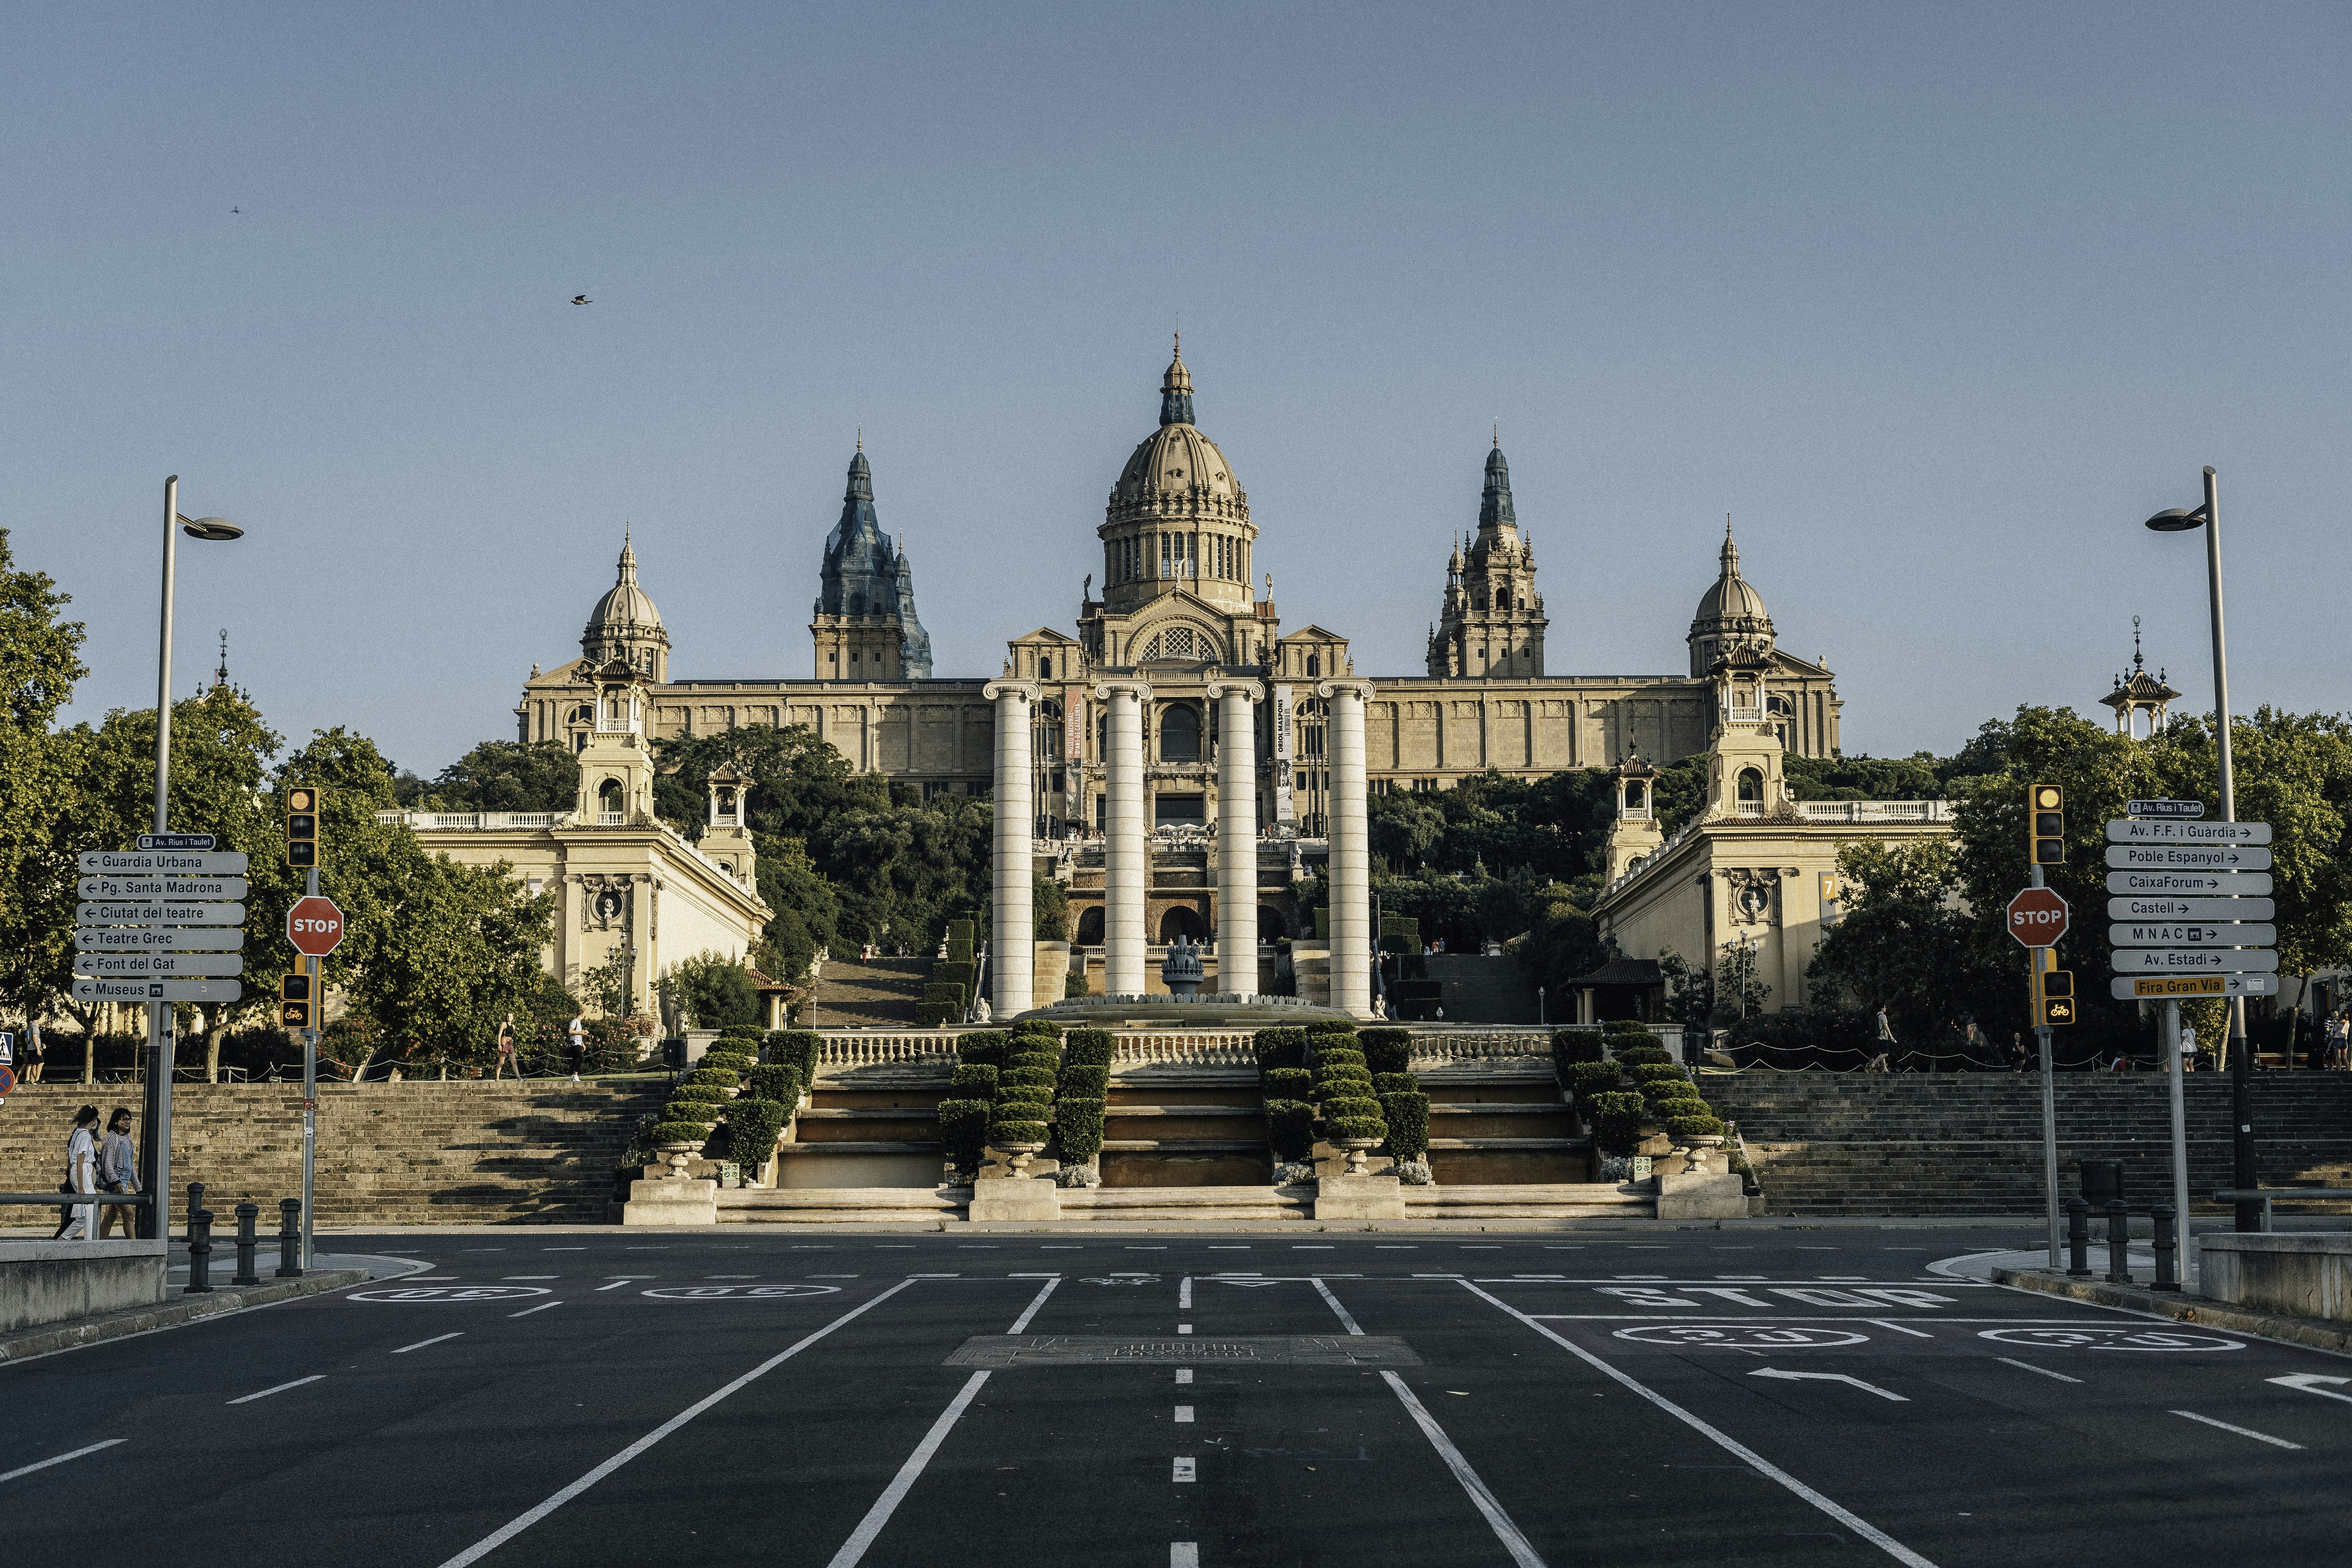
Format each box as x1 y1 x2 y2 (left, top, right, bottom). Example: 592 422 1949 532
2039 968 2076 1027
2028 782 2064 866
279 972 313 1029
287 786 319 869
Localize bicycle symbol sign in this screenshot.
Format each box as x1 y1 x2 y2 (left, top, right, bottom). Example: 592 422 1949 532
639 1285 843 1300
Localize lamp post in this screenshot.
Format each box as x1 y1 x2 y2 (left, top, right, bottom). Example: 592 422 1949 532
2145 466 2256 1233
143 477 245 1239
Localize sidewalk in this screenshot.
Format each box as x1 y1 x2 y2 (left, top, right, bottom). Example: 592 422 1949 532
0 1250 420 1365
1989 1261 2352 1359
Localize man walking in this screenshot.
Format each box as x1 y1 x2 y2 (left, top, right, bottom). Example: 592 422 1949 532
98 1107 141 1238
24 1018 43 1082
494 1014 523 1080
53 1105 101 1240
567 1013 586 1082
1864 1005 1896 1072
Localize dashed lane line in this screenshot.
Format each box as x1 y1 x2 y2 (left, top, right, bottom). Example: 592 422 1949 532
509 1302 562 1319
2172 1410 2303 1450
1997 1358 2082 1383
1172 1457 1196 1482
392 1333 464 1355
0 1439 125 1484
229 1375 327 1405
1172 1545 1198 1566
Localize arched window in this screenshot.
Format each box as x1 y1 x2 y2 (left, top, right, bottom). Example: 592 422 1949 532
1497 588 1511 611
1160 704 1201 761
598 779 625 817
1736 768 1763 804
1039 656 1053 681
1076 906 1105 946
849 591 864 615
1159 905 1207 943
1305 654 1320 678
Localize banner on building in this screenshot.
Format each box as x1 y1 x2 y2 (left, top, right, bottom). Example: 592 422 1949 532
1067 688 1086 761
1272 684 1295 822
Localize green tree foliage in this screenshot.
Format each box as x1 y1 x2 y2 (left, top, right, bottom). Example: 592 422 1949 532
668 949 760 1029
399 739 581 812
1806 838 1996 1040
1034 871 1070 943
0 530 88 1023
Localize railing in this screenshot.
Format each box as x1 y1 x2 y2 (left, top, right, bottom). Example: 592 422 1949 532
1797 800 1951 823
1723 705 1766 724
597 811 627 826
375 810 564 830
814 1034 960 1068
1406 1030 1552 1066
1735 802 1765 817
1618 806 1653 821
1113 1033 1258 1068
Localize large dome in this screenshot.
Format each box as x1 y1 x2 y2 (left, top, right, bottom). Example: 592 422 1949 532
1690 524 1771 632
1110 344 1244 508
588 538 663 633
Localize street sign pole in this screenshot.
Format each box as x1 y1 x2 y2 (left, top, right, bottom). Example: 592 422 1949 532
2031 864 2059 1270
303 864 318 1271
2164 997 2190 1281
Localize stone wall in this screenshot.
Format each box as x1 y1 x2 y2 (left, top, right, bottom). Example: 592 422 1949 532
0 1082 662 1230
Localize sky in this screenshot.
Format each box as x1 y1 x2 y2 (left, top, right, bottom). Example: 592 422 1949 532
4 2 2346 778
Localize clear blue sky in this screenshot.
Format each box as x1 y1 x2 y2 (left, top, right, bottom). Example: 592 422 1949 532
5 3 2345 777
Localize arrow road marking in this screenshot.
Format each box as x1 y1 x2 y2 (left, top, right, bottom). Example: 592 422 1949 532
2267 1374 2352 1405
1751 1368 1909 1401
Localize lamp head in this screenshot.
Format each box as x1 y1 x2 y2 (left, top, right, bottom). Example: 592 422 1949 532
176 513 244 542
2143 505 2208 534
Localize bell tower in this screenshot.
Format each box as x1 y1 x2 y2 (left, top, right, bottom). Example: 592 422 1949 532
573 659 658 825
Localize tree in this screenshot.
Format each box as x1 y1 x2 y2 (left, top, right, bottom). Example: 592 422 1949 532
1808 838 1995 1040
0 529 89 1028
1034 872 1070 943
668 950 759 1029
1368 793 1443 872
342 853 561 1071
405 739 581 813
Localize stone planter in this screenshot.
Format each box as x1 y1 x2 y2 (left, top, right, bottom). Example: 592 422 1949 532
1000 1140 1048 1176
1339 1137 1380 1177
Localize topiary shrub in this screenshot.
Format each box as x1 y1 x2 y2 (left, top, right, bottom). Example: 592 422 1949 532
1057 1063 1108 1097
936 1099 991 1171
1306 1018 1359 1039
685 1065 740 1089
669 1083 731 1107
1359 1028 1412 1076
1587 1091 1647 1157
1314 1065 1375 1099
1372 1071 1418 1096
702 1049 757 1075
1380 1091 1431 1160
1011 1019 1063 1042
1612 1043 1672 1067
949 1063 1000 1098
1551 1027 1605 1066
1667 1112 1724 1140
995 1084 1053 1109
647 1120 716 1146
1002 1065 1057 1090
920 982 967 1017
1254 1028 1308 1073
1627 1063 1686 1085
765 1031 821 1083
1263 1067 1312 1100
725 1099 788 1171
956 1032 1008 1067
932 960 978 996
1066 974 1089 998
1063 1029 1114 1068
746 1064 802 1104
1314 1045 1367 1068
1264 1099 1315 1163
1055 1097 1106 1162
990 1116 1050 1146
1568 1061 1623 1098
1005 1053 1061 1080
1645 1084 1704 1113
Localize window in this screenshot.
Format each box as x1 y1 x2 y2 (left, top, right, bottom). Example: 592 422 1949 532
1160 704 1201 761
850 592 865 615
1497 588 1511 611
1737 768 1763 804
1039 657 1052 680
1305 653 1320 678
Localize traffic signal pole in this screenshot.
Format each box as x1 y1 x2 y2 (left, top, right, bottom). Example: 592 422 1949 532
2031 861 2060 1269
303 864 318 1270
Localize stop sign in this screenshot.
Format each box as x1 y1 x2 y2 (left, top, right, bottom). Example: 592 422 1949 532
288 895 347 956
2006 887 2069 948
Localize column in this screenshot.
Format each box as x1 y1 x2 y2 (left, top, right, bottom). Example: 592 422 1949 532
1206 678 1263 997
1320 679 1375 1018
1096 678 1152 996
983 680 1039 1018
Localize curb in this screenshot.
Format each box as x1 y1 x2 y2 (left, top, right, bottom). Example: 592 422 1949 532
0 1268 370 1365
1991 1265 2352 1358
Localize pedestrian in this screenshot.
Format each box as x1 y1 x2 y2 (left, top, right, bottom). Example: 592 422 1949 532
2010 1031 2028 1074
2327 1011 2348 1071
52 1105 101 1240
494 1013 522 1080
23 1017 43 1082
567 1012 586 1082
1866 1005 1895 1072
2179 1018 2199 1073
98 1107 141 1238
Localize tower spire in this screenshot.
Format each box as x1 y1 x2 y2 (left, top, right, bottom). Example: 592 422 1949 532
1159 336 1195 427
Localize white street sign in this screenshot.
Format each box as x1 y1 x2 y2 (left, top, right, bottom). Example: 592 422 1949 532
2106 820 2270 845
78 849 248 875
70 978 243 1003
73 952 244 978
2107 896 2275 922
2105 844 2271 872
2126 799 2205 819
2112 948 2279 974
78 902 245 926
2111 974 2278 1000
77 877 248 901
2108 922 2277 947
75 927 245 951
2106 869 2272 896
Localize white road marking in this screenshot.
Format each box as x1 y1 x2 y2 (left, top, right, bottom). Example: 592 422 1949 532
0 1439 125 1484
1312 1278 1365 1334
436 1280 919 1568
1996 1358 2082 1383
2268 1374 2352 1405
509 1301 561 1319
1172 1545 1199 1567
229 1375 326 1405
1007 1278 1061 1333
1867 1319 1934 1339
1751 1369 1908 1401
828 1372 994 1566
543 1247 586 1251
1461 1280 1938 1568
392 1333 464 1354
2172 1410 2303 1449
1176 1369 1193 1384
1178 1277 1192 1309
1178 1323 1193 1334
1175 1405 1194 1423
595 1279 648 1290
1172 1456 1196 1482
503 1275 558 1280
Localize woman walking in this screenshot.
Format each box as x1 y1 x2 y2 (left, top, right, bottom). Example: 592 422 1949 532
98 1107 142 1238
493 1014 523 1080
52 1105 101 1240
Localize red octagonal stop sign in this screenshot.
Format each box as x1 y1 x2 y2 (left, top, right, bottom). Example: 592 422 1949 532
288 894 347 956
2006 887 2069 948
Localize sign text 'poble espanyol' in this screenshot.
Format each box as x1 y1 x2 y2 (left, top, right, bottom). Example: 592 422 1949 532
2104 844 2271 871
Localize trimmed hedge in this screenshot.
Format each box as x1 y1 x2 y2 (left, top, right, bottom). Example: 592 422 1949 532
669 1082 731 1105
1005 1054 1061 1080
949 1063 1000 1098
1604 1017 1655 1037
1586 1091 1648 1157
1390 978 1442 1021
647 1120 716 1145
1011 1019 1063 1041
1314 1066 1375 1097
1253 1028 1308 1072
702 1049 757 1074
1359 1028 1412 1076
1667 1112 1724 1140
1263 1067 1312 1100
685 1065 740 1089
937 1099 992 1170
764 1031 821 1082
1380 1091 1431 1160
1551 1027 1605 1066
1371 1072 1418 1096
957 1032 1008 1067
995 1084 1054 1109
932 960 978 994
1265 1099 1316 1163
989 1118 1050 1145
1305 1019 1359 1038
1002 1065 1058 1090
746 1064 802 1103
1612 1043 1673 1067
1055 1097 1106 1162
1063 1029 1114 1068
1314 1045 1367 1068
725 1099 789 1171
1057 1063 1109 1097
1627 1063 1686 1085
921 981 967 1012
1568 1061 1624 1098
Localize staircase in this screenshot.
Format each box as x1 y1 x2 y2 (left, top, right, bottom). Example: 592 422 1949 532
806 956 933 1029
1421 955 1542 1025
1706 1072 2352 1217
1100 1070 1270 1188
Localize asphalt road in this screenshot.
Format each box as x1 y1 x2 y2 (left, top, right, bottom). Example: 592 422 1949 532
5 1225 2349 1567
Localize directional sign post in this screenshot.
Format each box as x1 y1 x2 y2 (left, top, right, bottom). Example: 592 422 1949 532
77 849 249 876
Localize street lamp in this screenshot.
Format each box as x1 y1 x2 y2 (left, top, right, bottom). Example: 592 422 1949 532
143 477 245 1238
2143 466 2256 1234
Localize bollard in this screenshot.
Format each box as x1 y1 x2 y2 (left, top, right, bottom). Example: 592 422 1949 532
276 1198 304 1278
2151 1203 2181 1292
2105 1198 2133 1284
185 1181 204 1243
185 1206 214 1294
232 1202 261 1286
2066 1198 2092 1277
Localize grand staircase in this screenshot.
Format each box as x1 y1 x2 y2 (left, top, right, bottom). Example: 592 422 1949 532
1706 1071 2352 1217
805 956 933 1029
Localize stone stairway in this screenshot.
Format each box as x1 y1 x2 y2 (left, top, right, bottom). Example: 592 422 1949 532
1101 1070 1270 1188
806 956 934 1029
1705 1072 2352 1217
771 1072 947 1191
1421 955 1542 1025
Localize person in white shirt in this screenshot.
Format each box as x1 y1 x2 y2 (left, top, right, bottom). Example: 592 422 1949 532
566 1014 586 1081
53 1105 101 1240
2179 1021 2198 1072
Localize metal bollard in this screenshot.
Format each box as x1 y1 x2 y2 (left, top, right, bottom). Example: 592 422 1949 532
185 1181 204 1242
2105 1199 2133 1284
275 1198 303 1278
2066 1198 2092 1277
232 1202 261 1286
185 1206 215 1294
2151 1203 2181 1292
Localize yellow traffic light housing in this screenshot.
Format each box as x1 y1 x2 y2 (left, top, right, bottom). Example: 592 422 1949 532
2039 968 2076 1027
279 971 313 1029
2029 782 2064 866
287 786 319 869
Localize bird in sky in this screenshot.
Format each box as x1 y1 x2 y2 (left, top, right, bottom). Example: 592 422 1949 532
230 206 240 214
572 295 592 305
